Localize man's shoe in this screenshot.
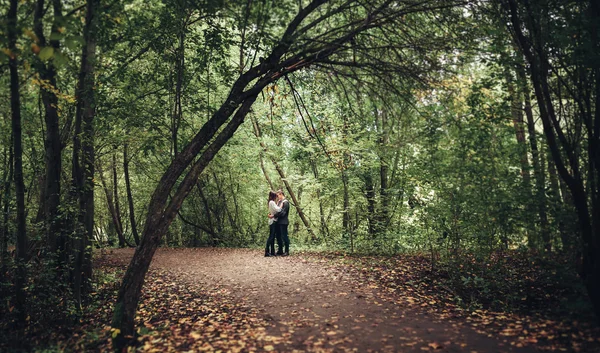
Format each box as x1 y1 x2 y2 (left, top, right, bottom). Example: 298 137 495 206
275 252 284 256
265 253 273 257
282 252 289 256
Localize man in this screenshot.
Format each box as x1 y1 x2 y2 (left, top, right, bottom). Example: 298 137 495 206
274 189 290 256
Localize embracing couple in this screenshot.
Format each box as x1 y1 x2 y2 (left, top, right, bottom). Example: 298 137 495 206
265 189 290 257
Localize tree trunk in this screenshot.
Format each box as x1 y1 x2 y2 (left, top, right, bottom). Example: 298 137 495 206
212 171 236 235
196 182 217 246
506 69 531 189
342 169 350 234
72 0 99 309
171 29 184 159
364 171 376 236
112 152 126 245
519 65 551 251
379 109 390 231
341 114 351 236
8 0 28 326
228 170 241 229
310 159 328 238
259 152 274 189
112 94 259 348
124 143 140 245
272 158 315 240
547 149 571 251
98 160 127 247
34 0 64 257
293 185 303 236
1 132 13 273
250 114 275 190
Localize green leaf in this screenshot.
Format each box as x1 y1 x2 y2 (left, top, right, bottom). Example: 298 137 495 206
53 50 68 67
71 35 85 45
38 46 54 61
65 37 80 51
49 32 64 41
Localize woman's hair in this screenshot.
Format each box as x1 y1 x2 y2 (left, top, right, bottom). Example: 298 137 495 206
268 190 278 204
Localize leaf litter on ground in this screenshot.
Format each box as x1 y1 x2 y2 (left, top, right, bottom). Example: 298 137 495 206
298 250 600 353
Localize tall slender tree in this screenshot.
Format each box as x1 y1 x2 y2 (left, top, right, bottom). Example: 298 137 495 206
123 143 140 245
72 0 100 308
7 0 28 327
33 0 64 258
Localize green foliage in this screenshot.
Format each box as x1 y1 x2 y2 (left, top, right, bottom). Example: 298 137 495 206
1 0 596 346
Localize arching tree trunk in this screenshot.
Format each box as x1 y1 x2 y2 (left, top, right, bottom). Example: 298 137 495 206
110 1 435 348
112 95 259 348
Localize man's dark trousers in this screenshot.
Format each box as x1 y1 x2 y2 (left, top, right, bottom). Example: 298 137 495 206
280 223 289 254
273 222 283 254
276 199 290 254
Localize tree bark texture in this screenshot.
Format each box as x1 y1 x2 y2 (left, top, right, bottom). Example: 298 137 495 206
34 0 65 257
8 0 28 326
112 152 127 245
72 0 99 309
1 133 13 273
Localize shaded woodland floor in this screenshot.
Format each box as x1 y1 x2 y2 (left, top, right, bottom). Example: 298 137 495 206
3 248 600 352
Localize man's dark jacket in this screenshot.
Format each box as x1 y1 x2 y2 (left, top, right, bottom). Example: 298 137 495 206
276 200 290 225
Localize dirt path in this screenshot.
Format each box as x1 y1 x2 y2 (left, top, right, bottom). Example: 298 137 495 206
110 248 540 353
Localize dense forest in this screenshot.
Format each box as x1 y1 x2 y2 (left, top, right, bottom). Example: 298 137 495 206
1 0 599 351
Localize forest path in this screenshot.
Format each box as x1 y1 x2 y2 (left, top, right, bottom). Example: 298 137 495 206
111 248 538 353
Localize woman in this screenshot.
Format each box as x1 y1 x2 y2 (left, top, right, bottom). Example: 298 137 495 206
265 190 281 257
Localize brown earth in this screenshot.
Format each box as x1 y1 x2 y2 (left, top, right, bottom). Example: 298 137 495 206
105 248 544 353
